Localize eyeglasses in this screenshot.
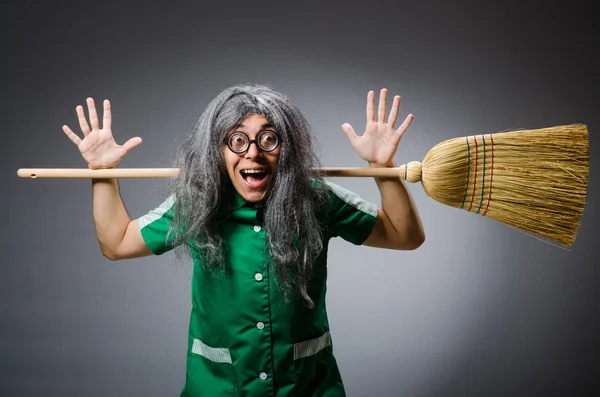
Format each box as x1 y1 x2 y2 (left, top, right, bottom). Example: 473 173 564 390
224 130 280 154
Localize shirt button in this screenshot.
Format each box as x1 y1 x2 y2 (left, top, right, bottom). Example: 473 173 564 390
259 372 268 380
256 322 265 330
253 225 262 232
255 273 263 281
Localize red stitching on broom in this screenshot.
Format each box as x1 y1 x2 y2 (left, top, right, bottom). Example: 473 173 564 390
482 134 494 216
467 135 478 212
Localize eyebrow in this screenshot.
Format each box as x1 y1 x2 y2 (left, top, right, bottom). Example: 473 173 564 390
237 123 275 130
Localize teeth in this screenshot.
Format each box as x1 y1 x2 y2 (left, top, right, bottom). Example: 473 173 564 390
242 169 266 174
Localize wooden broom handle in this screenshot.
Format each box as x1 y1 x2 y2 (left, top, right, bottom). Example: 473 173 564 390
16 162 423 182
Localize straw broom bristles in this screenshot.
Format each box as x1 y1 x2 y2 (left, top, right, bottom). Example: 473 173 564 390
399 124 589 246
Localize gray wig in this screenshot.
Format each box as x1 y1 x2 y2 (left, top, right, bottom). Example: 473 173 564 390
167 84 327 307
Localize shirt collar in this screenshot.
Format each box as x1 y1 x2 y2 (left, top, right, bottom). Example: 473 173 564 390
230 189 248 211
217 184 258 215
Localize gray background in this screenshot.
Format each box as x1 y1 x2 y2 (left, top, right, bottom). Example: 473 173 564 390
2 1 598 396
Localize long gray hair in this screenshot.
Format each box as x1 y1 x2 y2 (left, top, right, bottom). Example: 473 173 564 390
167 84 327 307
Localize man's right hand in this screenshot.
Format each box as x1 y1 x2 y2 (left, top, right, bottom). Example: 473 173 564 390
63 98 142 169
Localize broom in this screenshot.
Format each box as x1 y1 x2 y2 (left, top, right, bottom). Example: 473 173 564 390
17 124 589 246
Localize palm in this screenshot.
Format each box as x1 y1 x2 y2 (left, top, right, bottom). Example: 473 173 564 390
78 128 128 168
63 98 142 169
352 121 401 165
342 89 413 167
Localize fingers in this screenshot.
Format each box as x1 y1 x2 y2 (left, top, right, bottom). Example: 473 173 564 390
387 95 401 128
76 104 91 136
103 99 111 131
87 97 100 131
366 91 375 122
367 89 401 127
62 125 82 146
122 137 143 152
341 123 358 145
396 114 415 137
378 88 387 123
74 97 110 136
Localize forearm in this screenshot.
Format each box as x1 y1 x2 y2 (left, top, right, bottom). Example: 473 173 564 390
372 163 425 249
91 176 132 259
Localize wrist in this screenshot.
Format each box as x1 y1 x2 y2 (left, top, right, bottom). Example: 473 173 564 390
88 164 118 170
368 161 396 168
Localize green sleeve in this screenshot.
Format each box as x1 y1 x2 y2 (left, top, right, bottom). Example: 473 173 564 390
138 195 178 255
324 180 378 245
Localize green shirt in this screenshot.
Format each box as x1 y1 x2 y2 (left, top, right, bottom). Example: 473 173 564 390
139 180 378 397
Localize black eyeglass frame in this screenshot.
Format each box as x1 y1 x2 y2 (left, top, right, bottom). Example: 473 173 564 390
223 130 280 154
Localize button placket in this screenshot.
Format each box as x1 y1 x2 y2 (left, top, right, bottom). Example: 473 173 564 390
250 213 270 387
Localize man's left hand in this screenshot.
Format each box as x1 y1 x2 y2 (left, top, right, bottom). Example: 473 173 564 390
341 88 414 168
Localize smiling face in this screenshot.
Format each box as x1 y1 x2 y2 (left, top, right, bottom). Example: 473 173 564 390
223 114 281 203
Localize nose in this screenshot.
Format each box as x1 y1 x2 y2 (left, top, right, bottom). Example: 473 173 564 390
244 141 262 159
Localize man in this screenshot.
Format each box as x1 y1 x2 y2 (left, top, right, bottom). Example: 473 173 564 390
62 84 425 396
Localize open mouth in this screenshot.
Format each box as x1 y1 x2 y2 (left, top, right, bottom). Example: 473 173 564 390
240 168 269 186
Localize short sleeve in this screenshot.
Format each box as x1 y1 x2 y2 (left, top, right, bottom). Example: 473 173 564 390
324 180 378 245
138 195 178 255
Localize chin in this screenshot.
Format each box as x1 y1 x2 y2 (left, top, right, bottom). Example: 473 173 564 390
231 172 274 203
242 191 267 203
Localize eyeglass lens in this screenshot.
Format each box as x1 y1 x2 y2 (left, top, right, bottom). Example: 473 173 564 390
228 131 279 153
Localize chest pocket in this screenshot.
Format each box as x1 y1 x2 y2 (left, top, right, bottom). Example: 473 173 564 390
293 331 346 396
182 338 236 397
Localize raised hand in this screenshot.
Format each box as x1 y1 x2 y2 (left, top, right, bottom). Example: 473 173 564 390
341 88 414 167
62 98 142 169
